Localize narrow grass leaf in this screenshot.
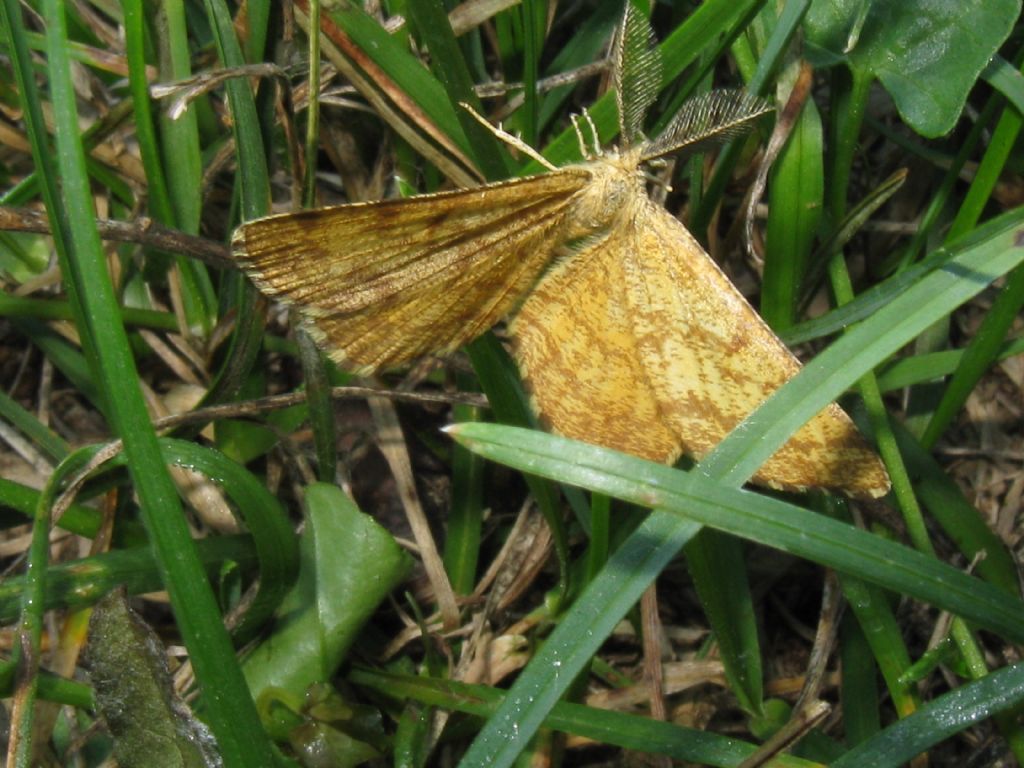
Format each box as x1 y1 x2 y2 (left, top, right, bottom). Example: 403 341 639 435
149 438 299 642
684 531 763 714
33 0 278 762
839 615 881 745
983 54 1024 116
0 536 259 624
405 0 512 180
763 97 823 331
891 421 1019 595
0 478 101 539
836 575 919 718
351 668 820 767
702 207 1024 487
876 337 1024 392
832 662 1024 767
449 424 1024 643
0 389 69 461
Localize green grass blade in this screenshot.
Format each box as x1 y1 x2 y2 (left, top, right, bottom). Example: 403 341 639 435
536 4 621 132
0 293 184 333
763 97 823 331
466 334 574 598
876 337 1024 391
983 54 1024 116
837 575 920 719
199 0 271 412
150 439 299 642
405 0 512 179
121 0 176 228
449 425 1024 643
684 530 763 715
351 668 820 767
454 506 703 768
839 614 881 745
445 389 485 595
8 318 100 407
832 662 1024 767
296 329 338 485
780 244 954 346
0 389 69 461
891 420 1019 595
0 536 259 624
309 1 479 183
0 477 101 538
26 1 278 763
701 207 1024 487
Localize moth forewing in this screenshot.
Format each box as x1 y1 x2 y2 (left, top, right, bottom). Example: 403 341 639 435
231 169 592 372
621 201 890 498
510 216 683 465
510 160 889 499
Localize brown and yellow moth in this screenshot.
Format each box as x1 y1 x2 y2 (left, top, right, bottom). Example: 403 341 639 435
232 6 890 499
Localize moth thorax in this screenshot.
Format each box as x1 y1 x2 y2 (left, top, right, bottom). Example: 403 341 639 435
565 159 643 240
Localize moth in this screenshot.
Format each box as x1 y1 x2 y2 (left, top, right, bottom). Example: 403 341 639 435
232 6 890 499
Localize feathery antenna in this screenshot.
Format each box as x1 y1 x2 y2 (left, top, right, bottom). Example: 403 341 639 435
640 90 774 163
613 2 662 148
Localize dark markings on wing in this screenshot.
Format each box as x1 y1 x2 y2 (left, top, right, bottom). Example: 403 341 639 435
232 169 591 372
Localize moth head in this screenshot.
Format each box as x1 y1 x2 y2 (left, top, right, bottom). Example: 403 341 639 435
565 158 644 238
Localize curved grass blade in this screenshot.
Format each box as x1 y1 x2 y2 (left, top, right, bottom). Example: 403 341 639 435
701 207 1024 487
831 661 1024 767
351 668 820 767
449 424 1024 644
9 0 278 761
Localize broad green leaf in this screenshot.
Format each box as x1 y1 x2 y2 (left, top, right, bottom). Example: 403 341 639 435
804 0 1020 136
244 484 412 702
